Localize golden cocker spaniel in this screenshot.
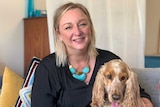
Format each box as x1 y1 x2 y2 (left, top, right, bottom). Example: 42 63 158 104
91 59 144 107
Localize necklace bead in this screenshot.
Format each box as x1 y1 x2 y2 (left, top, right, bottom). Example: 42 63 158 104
82 66 89 73
68 56 90 81
69 64 90 81
72 73 86 81
69 65 76 73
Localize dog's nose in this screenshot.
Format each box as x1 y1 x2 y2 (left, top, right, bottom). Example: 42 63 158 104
112 94 120 100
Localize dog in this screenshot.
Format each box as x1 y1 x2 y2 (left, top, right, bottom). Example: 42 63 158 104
91 59 144 107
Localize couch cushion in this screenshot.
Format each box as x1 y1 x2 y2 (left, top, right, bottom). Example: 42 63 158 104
0 67 24 107
132 68 160 107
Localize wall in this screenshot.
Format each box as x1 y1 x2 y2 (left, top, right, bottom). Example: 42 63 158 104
34 0 46 10
145 0 160 55
0 1 25 76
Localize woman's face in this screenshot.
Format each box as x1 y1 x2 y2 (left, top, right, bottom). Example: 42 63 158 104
57 8 91 53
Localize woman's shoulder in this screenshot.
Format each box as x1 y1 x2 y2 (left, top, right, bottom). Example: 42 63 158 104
96 48 121 62
97 48 118 56
43 53 56 60
41 53 56 61
39 53 57 67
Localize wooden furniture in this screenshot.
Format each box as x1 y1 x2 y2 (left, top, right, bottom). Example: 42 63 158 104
24 17 50 73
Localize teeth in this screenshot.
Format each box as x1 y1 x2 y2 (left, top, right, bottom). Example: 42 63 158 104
73 37 84 42
75 39 82 41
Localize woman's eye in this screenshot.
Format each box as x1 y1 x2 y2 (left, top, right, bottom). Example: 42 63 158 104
79 23 87 27
65 26 72 30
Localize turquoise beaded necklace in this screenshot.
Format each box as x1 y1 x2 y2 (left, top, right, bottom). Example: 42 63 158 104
68 57 90 81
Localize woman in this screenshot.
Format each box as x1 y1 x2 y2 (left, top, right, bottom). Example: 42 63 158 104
31 2 153 107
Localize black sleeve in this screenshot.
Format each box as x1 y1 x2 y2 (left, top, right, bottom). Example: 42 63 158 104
31 61 56 107
140 85 152 101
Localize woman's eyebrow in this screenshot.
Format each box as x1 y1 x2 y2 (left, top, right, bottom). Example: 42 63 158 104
61 19 88 27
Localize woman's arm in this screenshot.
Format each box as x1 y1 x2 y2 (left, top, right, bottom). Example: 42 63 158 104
31 62 56 107
141 98 153 107
139 85 153 107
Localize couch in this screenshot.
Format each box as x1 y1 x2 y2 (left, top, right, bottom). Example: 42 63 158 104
0 62 159 107
133 68 160 107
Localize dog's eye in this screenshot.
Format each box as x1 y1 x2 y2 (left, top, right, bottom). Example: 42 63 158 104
120 76 126 81
107 74 112 80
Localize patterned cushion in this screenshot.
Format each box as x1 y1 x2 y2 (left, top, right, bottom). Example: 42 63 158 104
15 57 40 107
19 86 32 107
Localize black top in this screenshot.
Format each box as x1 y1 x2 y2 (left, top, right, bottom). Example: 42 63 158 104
31 48 151 107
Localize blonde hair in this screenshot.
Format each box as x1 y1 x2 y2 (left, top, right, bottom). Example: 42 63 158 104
53 2 98 66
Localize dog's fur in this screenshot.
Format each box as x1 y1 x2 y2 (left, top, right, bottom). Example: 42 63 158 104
91 59 144 107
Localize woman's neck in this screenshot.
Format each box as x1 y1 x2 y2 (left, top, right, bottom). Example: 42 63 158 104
68 54 89 68
67 48 89 63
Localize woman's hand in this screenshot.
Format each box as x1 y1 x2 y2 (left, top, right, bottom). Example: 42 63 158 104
141 98 153 107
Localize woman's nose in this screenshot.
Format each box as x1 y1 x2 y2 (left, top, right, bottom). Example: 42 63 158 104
73 26 81 35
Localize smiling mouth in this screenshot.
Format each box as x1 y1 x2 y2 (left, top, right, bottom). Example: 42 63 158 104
73 37 85 42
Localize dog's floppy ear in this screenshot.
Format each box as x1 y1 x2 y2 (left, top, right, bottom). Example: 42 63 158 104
122 68 141 106
91 64 107 107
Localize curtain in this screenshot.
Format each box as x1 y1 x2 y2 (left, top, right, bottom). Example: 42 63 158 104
46 0 146 68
